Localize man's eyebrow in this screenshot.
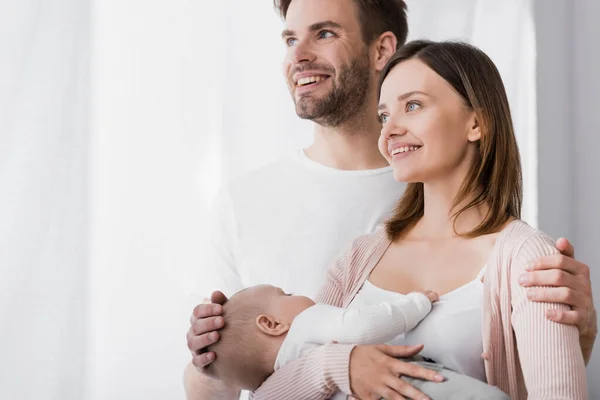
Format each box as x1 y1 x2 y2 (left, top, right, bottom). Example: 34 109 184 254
378 91 430 110
281 20 342 38
309 20 342 32
281 29 295 38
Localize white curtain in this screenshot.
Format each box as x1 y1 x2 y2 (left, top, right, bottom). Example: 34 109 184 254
0 1 536 399
0 0 89 399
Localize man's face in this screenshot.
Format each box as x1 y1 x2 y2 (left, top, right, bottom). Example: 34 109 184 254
281 0 373 127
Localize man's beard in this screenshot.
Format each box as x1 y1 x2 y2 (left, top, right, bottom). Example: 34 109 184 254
293 53 371 128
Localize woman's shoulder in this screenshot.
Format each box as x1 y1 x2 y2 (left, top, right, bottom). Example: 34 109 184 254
347 224 390 258
495 219 559 262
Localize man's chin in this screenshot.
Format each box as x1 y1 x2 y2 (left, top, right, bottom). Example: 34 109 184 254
295 99 320 119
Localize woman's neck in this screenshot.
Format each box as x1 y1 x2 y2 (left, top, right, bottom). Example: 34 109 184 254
412 173 488 240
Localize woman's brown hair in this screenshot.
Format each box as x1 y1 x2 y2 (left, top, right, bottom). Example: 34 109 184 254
378 40 522 241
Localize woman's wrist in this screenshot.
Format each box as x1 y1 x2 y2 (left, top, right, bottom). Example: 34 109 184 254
318 343 356 394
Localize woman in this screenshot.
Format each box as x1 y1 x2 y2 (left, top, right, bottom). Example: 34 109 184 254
252 40 588 400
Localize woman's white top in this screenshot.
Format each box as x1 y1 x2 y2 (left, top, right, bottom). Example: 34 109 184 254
347 266 487 382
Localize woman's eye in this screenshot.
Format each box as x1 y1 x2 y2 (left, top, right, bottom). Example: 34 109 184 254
378 114 389 124
406 102 421 112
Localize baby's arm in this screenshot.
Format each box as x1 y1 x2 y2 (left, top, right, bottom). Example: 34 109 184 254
296 292 434 345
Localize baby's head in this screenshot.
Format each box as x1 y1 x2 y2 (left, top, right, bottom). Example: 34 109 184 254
203 284 315 390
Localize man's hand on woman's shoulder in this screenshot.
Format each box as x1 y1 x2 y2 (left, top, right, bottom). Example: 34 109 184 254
518 237 596 363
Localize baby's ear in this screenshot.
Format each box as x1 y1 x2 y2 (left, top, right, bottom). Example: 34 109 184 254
256 314 290 336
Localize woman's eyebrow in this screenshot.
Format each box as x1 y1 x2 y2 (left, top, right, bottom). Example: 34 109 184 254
378 90 430 111
396 90 429 101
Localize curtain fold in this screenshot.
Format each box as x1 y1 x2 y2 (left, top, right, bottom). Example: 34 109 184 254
0 1 89 399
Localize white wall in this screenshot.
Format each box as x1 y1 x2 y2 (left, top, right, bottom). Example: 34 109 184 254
535 0 600 396
572 0 600 395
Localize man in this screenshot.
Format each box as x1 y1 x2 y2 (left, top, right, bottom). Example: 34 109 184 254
185 0 597 398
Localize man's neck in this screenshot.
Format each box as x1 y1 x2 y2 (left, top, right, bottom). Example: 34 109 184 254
304 112 388 171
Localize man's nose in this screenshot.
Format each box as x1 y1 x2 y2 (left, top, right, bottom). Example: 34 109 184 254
290 40 316 64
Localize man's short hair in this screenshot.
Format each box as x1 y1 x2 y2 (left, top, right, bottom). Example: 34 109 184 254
274 0 409 49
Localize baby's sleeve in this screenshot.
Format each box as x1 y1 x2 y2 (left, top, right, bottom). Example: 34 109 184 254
298 294 432 345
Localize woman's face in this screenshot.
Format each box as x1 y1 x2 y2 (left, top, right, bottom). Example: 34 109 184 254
377 58 481 184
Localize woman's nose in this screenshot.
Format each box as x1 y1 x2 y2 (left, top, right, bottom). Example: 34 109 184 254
381 116 408 139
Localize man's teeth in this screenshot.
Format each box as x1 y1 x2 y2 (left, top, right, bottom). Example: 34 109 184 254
391 146 420 156
297 76 326 86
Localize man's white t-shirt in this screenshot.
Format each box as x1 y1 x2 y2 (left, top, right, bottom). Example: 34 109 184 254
203 150 406 299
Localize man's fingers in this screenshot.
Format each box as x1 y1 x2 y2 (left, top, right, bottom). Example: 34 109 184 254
187 331 220 353
519 269 578 288
211 290 228 305
380 344 424 358
192 316 224 336
527 286 587 308
192 352 216 370
556 237 575 258
546 308 589 330
192 303 223 320
528 254 580 274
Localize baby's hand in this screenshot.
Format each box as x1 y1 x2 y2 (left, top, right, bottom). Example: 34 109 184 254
420 289 439 303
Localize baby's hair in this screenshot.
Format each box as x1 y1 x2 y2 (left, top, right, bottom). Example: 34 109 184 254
204 288 271 390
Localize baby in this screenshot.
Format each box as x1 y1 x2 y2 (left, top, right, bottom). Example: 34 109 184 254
203 284 509 399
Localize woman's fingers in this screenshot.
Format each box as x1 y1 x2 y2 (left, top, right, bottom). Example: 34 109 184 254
378 344 424 358
384 375 429 400
389 358 444 382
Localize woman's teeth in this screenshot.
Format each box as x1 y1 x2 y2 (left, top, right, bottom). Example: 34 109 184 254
391 146 420 156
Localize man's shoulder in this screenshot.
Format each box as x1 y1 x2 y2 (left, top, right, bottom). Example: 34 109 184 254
227 157 302 193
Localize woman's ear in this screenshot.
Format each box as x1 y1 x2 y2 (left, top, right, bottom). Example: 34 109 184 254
256 314 290 337
373 32 397 72
467 112 482 142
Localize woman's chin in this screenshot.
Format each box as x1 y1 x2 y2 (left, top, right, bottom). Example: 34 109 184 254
393 170 421 183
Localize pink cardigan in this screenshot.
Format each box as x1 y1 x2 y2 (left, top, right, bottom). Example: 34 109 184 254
252 220 588 399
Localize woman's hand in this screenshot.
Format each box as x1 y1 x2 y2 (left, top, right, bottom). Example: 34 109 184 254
349 344 444 400
186 290 228 371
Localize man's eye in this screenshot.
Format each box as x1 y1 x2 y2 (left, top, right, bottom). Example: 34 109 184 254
286 37 297 47
319 30 335 39
406 102 421 112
